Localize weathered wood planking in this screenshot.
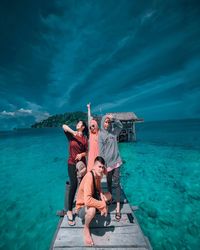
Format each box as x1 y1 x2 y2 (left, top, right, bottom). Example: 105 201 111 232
51 179 152 249
61 213 135 228
53 227 147 248
53 214 148 248
52 217 151 249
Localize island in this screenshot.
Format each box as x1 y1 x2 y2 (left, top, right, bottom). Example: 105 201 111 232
31 111 87 128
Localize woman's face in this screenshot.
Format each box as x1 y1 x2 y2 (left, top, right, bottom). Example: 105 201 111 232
103 118 111 130
76 121 84 131
90 120 98 134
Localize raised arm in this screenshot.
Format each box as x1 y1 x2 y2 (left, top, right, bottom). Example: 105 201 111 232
113 118 123 128
87 103 93 126
107 114 123 135
62 124 76 136
113 118 123 135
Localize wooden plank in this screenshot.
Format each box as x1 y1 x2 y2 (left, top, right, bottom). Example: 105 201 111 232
53 226 147 248
54 247 148 250
52 212 151 249
61 213 136 228
50 218 63 250
144 237 153 250
51 180 152 250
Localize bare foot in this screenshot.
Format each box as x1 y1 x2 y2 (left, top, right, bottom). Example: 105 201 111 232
83 226 94 246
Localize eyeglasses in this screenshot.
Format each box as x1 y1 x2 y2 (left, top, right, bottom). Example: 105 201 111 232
90 125 95 129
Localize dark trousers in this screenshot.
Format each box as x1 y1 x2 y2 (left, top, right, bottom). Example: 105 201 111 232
106 167 121 202
68 164 78 211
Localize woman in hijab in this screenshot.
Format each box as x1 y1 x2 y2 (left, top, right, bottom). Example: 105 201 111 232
99 114 123 221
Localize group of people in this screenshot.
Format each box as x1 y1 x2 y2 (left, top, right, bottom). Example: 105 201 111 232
62 103 123 246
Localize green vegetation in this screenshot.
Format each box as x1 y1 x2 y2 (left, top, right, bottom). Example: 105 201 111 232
31 111 87 128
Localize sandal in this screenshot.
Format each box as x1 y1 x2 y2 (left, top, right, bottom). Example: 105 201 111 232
115 211 121 222
67 214 76 226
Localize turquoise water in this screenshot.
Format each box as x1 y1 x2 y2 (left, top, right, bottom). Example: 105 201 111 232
0 120 200 249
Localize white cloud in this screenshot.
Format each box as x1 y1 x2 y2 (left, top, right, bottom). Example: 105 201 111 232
1 108 33 117
18 108 32 114
1 110 15 116
141 10 156 24
26 101 50 122
0 102 50 124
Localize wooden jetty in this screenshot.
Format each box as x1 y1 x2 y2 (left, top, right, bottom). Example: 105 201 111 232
94 112 144 142
109 112 144 142
50 180 152 250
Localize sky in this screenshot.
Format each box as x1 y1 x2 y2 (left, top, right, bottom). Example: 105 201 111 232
0 0 200 130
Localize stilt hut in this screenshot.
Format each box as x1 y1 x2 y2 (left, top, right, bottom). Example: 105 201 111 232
95 112 143 142
110 112 143 142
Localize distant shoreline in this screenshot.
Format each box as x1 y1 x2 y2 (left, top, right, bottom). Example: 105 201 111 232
0 118 199 133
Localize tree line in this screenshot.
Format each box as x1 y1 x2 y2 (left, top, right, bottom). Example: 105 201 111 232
31 111 87 128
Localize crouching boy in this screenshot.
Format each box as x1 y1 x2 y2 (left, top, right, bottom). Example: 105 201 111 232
76 156 111 246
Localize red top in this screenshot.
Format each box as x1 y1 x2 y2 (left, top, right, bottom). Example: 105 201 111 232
65 131 88 165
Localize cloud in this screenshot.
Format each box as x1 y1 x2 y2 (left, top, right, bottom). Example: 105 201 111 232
26 102 50 122
0 109 32 118
18 108 32 114
0 102 50 130
0 0 200 130
0 106 49 119
141 9 156 24
1 111 15 117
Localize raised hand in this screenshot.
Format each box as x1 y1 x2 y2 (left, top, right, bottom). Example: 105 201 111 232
106 114 113 120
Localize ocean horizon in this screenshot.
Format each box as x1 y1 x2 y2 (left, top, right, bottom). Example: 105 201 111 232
0 119 200 249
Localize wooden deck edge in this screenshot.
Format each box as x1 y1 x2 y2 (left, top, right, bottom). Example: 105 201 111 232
131 213 152 250
53 246 149 249
144 236 153 250
49 217 63 250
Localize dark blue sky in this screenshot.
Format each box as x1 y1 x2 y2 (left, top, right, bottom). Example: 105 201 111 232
0 0 200 130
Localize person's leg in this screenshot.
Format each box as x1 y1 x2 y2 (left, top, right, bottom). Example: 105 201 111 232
67 164 77 225
84 207 96 246
113 167 121 220
106 169 113 195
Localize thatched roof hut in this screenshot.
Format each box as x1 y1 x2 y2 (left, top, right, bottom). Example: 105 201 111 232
108 112 143 122
95 112 143 142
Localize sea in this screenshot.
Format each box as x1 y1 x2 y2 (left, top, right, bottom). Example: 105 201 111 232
0 119 199 250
